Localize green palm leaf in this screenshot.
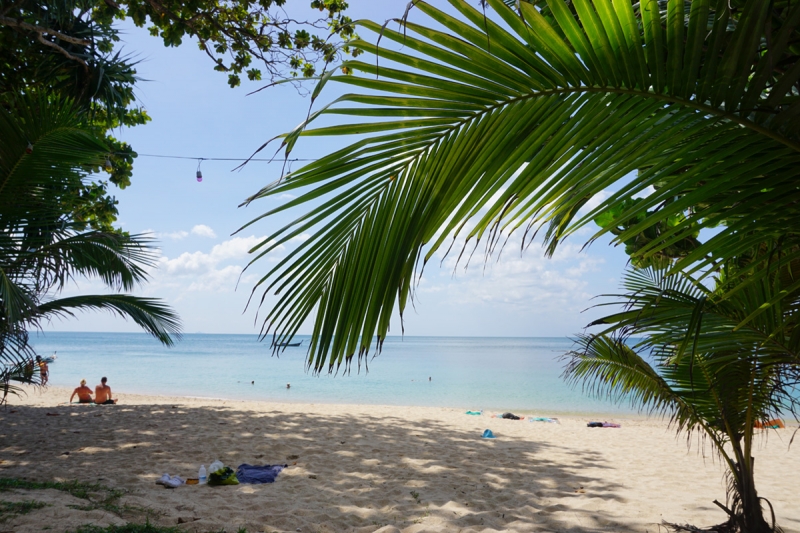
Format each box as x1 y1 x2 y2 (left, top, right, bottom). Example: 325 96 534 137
1 96 182 375
242 0 800 372
565 264 799 531
35 295 183 347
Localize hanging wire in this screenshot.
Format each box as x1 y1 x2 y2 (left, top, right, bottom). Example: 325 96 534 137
129 153 318 163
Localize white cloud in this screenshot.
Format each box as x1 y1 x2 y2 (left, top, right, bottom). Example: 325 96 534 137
159 230 189 240
153 235 277 292
191 224 217 238
579 190 611 215
419 232 603 317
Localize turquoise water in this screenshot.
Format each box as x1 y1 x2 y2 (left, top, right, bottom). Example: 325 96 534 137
29 332 633 415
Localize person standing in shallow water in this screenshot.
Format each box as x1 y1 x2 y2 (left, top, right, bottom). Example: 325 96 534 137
36 356 49 385
70 380 93 403
94 377 117 404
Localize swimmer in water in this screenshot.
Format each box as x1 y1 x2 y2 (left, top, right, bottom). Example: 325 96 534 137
286 383 291 389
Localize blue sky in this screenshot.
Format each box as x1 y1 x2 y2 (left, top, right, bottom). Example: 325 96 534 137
44 1 632 338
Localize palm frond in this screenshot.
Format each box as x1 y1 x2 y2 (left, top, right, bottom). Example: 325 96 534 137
583 266 800 423
25 231 158 293
564 334 691 419
0 95 182 360
242 0 800 372
35 295 182 347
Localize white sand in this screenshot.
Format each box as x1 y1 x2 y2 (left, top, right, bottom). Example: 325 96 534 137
1 386 798 533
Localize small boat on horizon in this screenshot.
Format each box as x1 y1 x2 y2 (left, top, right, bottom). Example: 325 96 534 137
272 340 303 348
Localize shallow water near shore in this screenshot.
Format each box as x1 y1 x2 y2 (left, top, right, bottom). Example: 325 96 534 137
30 332 634 415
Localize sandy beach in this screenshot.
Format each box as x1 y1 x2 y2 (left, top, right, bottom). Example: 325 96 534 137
0 386 798 533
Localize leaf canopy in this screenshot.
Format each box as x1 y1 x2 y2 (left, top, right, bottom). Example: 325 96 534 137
0 97 182 399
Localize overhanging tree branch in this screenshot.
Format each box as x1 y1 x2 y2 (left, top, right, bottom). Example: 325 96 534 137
0 15 92 46
1 15 90 70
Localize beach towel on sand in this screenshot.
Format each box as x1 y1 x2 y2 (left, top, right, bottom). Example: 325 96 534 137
236 464 287 484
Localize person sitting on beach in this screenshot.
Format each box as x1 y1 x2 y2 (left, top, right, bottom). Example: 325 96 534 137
23 359 35 381
94 377 117 405
70 380 93 404
36 356 49 385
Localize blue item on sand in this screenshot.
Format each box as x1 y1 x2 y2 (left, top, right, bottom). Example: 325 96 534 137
465 410 482 415
236 464 287 484
482 429 495 439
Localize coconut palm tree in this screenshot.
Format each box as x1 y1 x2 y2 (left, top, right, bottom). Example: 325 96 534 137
0 96 181 402
563 264 799 532
239 0 800 372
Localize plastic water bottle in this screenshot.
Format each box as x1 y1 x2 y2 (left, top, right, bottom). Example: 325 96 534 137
198 465 207 485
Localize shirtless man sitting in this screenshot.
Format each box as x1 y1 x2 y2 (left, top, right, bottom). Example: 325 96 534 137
70 379 93 403
94 377 117 405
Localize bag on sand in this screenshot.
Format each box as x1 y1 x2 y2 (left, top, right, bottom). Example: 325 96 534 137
208 466 239 486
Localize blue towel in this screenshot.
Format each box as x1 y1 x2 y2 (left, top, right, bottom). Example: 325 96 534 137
236 464 287 484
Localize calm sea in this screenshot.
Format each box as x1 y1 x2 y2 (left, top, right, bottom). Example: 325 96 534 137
29 332 634 416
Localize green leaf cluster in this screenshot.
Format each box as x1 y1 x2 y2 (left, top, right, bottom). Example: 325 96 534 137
0 98 181 404
91 0 354 86
593 196 700 267
2 0 357 225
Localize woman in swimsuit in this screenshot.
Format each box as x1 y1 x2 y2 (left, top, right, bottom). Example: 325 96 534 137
36 356 49 385
70 379 93 404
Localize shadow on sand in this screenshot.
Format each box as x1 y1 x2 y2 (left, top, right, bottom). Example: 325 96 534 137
0 402 643 532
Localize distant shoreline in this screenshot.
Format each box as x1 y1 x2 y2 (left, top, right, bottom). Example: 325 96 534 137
30 384 649 419
29 332 647 416
31 330 584 340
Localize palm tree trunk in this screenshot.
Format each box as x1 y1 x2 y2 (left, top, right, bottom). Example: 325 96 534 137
731 452 772 532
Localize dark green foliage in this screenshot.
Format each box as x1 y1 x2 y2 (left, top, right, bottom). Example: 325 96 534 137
0 477 126 505
69 523 180 533
0 499 48 521
68 524 247 533
593 197 700 268
1 0 356 90
1 0 357 230
0 98 181 403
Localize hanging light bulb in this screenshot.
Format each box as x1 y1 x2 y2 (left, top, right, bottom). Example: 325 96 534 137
104 157 113 172
196 159 203 182
26 142 33 154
